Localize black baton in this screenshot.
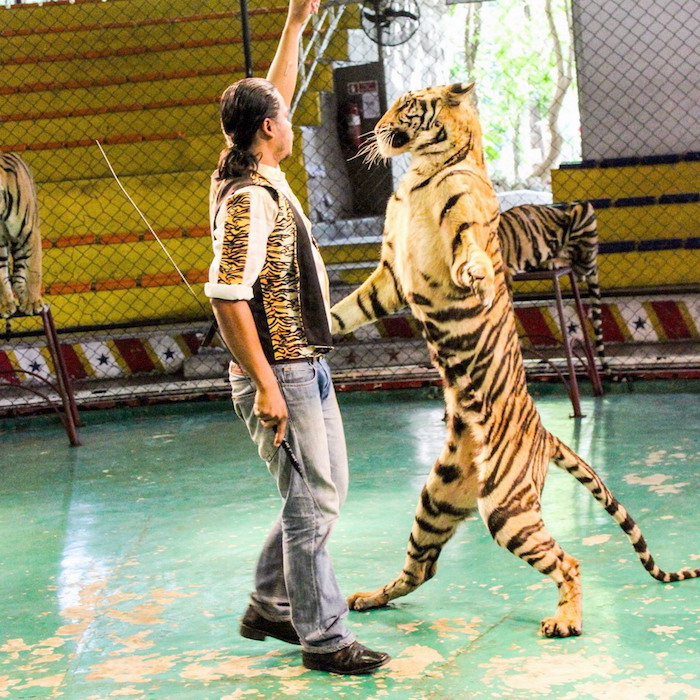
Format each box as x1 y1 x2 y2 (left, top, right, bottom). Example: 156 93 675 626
280 437 304 477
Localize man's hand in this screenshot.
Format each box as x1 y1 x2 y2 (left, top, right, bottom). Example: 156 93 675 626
211 299 289 446
288 0 320 26
254 382 288 447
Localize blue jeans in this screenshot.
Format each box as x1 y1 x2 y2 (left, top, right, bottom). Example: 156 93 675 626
230 355 355 653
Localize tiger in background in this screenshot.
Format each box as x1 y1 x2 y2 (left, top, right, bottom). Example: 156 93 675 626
0 152 43 319
498 201 608 372
331 82 698 638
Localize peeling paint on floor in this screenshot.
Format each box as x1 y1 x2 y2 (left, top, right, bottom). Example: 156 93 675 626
1 389 699 698
623 473 690 495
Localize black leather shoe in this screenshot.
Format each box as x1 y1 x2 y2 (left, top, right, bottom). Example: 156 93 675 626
239 606 300 645
302 641 390 675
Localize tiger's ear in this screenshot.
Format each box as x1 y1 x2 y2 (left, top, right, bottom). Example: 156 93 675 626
444 81 475 106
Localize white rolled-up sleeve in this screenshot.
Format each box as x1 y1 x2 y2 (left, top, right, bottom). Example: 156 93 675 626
204 186 278 300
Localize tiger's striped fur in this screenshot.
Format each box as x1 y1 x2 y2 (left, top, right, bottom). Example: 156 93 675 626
0 152 42 318
331 83 698 638
498 202 607 371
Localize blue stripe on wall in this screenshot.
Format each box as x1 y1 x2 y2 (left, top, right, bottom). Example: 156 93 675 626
599 238 698 254
559 151 700 170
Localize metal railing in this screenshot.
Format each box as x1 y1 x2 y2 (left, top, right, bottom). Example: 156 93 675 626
0 0 698 415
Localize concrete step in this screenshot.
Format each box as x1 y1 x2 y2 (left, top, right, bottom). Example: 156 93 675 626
596 199 700 243
40 227 381 291
34 153 308 241
32 239 378 331
511 246 700 295
7 103 221 150
1 37 283 91
35 227 699 328
21 134 223 184
1 23 350 91
4 97 326 153
1 0 291 35
16 113 320 182
552 159 700 200
43 283 207 330
2 7 288 60
43 237 210 289
1 63 333 125
597 248 699 290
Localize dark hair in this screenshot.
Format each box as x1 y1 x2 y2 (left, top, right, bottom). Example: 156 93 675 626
216 77 280 180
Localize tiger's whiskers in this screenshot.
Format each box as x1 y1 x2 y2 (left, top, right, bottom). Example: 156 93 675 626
350 131 388 168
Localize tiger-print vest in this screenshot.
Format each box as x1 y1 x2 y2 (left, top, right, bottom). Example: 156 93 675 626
210 172 332 363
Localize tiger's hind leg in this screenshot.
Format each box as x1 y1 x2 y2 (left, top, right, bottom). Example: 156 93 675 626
13 229 43 315
347 411 479 611
10 196 43 316
0 236 16 318
481 496 582 637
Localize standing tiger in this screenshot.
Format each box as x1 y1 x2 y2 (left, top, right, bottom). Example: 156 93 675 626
0 152 43 318
498 201 607 371
331 82 698 637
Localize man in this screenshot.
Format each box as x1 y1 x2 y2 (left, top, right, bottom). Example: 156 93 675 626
204 0 391 676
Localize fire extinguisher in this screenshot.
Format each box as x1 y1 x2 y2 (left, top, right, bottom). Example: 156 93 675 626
342 101 362 150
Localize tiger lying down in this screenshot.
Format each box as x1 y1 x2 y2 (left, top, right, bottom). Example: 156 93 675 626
330 82 698 637
497 201 608 373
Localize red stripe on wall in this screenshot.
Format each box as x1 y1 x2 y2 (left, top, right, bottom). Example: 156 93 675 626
515 308 558 346
113 339 156 373
650 301 692 340
0 351 20 384
59 343 89 380
180 332 203 355
600 304 627 343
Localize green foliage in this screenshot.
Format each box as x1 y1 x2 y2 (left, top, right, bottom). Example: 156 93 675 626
447 0 579 185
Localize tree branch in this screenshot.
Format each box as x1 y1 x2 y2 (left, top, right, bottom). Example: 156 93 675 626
530 0 573 179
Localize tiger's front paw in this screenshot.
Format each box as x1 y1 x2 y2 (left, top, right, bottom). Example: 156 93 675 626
543 257 569 271
347 590 389 611
17 292 44 316
17 298 44 316
456 256 495 308
0 290 16 319
540 614 582 638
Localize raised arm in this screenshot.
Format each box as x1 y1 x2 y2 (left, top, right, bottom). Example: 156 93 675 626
266 0 320 108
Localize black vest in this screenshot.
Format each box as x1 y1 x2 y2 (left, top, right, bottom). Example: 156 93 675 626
210 174 332 363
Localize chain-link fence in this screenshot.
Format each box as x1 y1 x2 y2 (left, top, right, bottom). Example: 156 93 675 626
1 0 698 416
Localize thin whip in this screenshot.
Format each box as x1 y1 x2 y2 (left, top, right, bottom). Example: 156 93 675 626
95 140 304 470
95 140 209 315
96 141 309 478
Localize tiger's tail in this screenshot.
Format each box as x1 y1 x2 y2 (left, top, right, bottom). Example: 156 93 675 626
569 200 608 375
585 269 609 374
551 435 699 583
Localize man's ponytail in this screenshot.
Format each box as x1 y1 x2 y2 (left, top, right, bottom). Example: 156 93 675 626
217 145 259 180
216 77 280 180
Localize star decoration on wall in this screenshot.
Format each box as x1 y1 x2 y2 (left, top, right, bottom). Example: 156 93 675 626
633 317 646 329
97 354 110 365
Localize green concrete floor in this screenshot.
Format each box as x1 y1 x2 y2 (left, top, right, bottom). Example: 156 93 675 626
1 386 699 699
